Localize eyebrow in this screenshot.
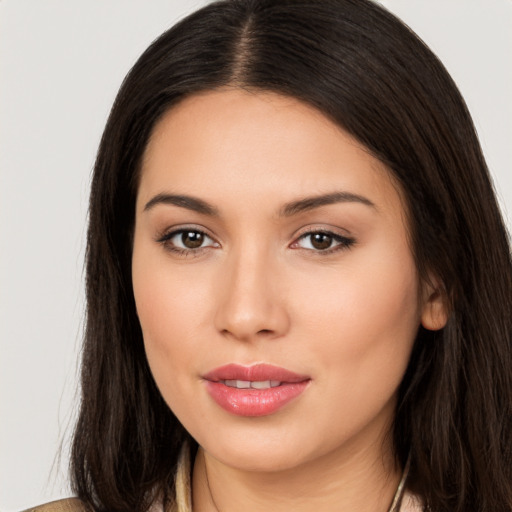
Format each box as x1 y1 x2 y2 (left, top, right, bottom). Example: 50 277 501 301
144 193 219 216
143 190 376 217
280 191 376 216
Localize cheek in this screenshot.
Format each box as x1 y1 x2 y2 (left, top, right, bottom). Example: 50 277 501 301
133 256 237 435
296 243 421 393
132 242 209 394
134 287 200 421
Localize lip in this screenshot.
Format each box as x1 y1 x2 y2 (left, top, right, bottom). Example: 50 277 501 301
203 363 310 417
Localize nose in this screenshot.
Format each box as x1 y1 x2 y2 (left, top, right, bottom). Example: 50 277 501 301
214 248 290 342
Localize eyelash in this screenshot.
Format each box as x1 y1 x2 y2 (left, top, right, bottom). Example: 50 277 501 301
291 229 356 254
156 228 355 256
156 227 218 256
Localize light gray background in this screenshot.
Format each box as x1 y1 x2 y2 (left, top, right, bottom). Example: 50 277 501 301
1 1 511 510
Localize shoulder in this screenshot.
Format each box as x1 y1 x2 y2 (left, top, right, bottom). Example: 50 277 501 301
21 498 91 512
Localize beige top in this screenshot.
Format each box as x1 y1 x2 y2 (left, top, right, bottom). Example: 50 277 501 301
21 498 90 512
22 494 424 512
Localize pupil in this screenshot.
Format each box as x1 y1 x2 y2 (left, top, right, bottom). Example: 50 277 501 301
182 231 204 249
311 233 332 250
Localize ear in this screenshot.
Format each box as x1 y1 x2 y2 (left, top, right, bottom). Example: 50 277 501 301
420 277 449 331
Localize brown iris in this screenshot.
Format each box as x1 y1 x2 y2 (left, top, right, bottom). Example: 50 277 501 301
310 232 334 250
181 231 204 249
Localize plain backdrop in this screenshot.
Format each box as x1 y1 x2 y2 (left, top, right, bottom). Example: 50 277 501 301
1 1 511 510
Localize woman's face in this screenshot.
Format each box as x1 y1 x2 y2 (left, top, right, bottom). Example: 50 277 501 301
132 89 443 472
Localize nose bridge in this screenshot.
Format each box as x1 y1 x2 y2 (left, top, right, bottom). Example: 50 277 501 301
214 241 288 341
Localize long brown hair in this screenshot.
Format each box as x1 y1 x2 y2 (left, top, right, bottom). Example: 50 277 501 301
72 1 512 510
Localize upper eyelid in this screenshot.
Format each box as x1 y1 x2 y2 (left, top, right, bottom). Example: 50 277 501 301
297 230 351 240
293 230 354 244
156 224 216 242
292 224 353 239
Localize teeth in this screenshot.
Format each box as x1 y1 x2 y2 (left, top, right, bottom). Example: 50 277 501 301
225 380 251 388
223 380 282 389
252 380 282 389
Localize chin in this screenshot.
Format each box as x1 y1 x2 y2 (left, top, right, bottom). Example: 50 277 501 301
207 443 310 473
189 420 308 472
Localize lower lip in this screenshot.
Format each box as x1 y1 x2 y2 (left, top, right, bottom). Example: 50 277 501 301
204 380 309 417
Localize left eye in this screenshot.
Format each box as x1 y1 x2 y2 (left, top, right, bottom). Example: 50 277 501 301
294 231 354 251
160 229 217 250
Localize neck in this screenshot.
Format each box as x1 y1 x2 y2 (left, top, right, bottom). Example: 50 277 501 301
192 440 402 512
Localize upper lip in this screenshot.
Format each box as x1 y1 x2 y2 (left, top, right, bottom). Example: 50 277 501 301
203 363 310 383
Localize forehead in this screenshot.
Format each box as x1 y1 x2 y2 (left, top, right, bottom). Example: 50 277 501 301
138 88 404 218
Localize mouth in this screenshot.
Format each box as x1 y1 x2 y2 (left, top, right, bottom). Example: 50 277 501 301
221 379 281 389
203 363 311 417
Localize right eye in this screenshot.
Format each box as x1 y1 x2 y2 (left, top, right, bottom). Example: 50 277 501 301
157 228 219 253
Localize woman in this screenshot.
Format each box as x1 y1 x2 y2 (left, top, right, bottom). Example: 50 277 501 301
27 0 512 511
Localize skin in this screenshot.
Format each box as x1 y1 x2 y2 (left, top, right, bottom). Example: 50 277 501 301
132 89 446 512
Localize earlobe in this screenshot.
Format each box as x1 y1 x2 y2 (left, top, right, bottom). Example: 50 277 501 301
420 281 449 331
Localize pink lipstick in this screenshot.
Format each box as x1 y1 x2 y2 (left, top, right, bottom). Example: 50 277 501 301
203 364 310 417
